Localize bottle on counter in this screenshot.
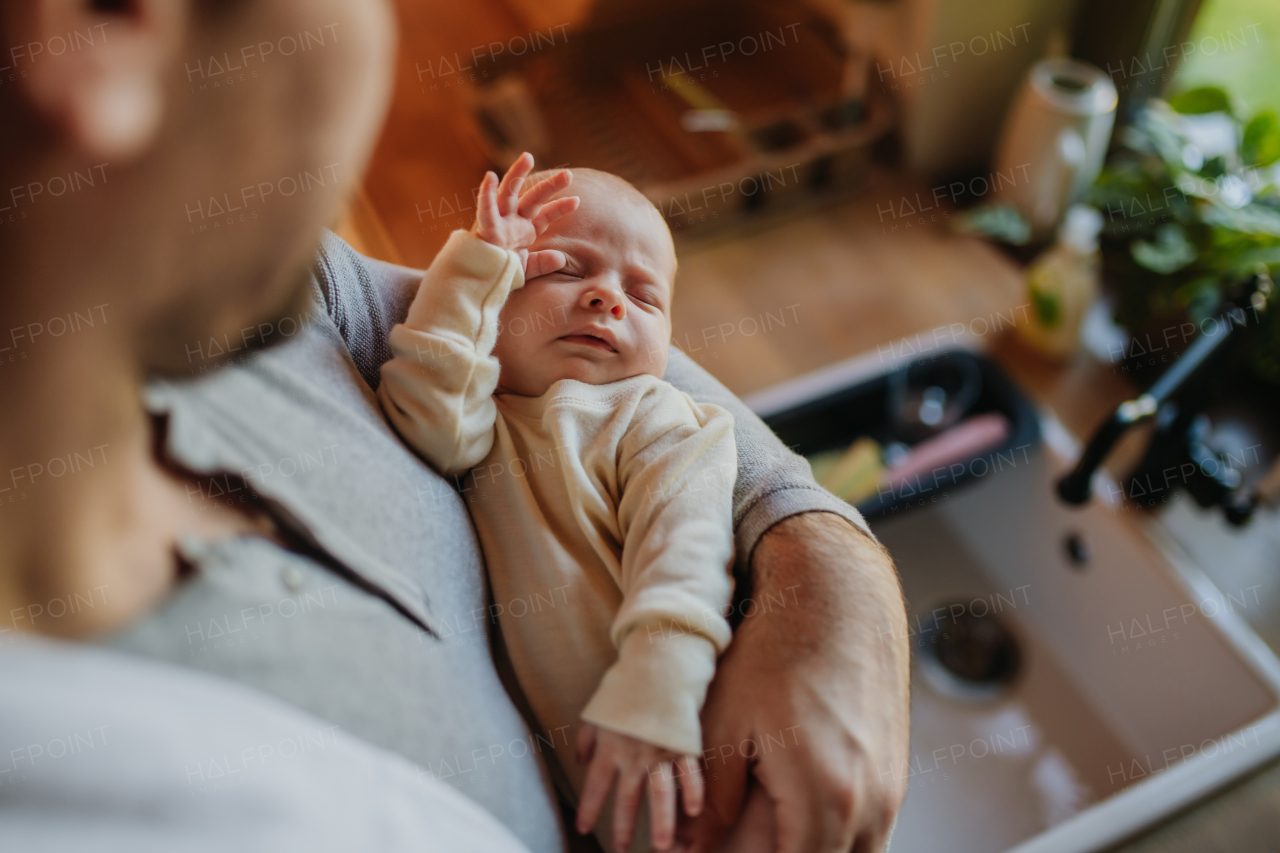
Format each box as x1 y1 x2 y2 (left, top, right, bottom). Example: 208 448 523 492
1016 204 1104 360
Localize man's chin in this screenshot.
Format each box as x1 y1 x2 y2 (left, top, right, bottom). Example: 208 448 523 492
245 265 319 353
147 263 317 379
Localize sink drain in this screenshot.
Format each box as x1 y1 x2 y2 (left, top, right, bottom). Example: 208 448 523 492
917 605 1021 700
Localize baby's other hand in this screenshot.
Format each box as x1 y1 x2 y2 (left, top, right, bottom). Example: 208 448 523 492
575 723 705 853
473 152 579 279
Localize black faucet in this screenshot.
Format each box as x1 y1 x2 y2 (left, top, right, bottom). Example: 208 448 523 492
1056 275 1272 522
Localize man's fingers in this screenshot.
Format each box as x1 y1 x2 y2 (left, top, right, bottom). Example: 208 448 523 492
649 761 678 850
716 784 777 853
771 783 830 853
576 754 617 835
525 249 567 279
851 826 892 853
672 809 729 853
612 768 645 853
671 742 747 853
760 756 853 853
678 756 705 817
531 196 580 234
497 152 533 216
701 728 750 829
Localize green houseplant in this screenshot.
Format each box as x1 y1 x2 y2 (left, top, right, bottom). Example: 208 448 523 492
1089 86 1280 383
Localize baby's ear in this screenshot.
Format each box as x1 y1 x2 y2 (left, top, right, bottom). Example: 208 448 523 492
524 249 567 279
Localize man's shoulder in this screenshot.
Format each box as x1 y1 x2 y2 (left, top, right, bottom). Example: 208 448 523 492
311 230 382 332
310 230 423 391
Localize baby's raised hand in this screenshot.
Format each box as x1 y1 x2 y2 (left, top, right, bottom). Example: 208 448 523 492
473 152 579 279
575 722 705 853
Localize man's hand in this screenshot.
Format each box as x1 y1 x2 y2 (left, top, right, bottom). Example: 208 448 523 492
575 723 705 852
472 151 579 279
677 512 910 853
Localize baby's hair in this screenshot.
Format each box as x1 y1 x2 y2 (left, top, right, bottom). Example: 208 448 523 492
526 168 664 219
524 166 678 287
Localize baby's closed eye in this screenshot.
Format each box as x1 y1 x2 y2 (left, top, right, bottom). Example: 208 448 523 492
627 285 665 309
536 260 582 280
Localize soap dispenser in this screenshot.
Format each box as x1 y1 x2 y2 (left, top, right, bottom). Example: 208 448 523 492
1016 204 1104 360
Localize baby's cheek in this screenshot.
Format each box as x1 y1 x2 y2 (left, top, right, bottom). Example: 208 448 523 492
494 327 525 363
639 324 672 373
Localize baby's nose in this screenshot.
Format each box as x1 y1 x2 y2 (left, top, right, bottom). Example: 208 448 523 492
588 296 625 319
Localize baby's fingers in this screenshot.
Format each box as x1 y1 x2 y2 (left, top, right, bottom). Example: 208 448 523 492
649 761 679 850
518 168 572 218
576 753 616 835
497 152 534 216
531 196 580 235
612 767 646 853
474 171 500 236
525 249 567 279
677 755 704 818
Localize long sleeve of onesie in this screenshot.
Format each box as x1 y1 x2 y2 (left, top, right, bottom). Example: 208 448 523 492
578 384 736 755
377 230 524 476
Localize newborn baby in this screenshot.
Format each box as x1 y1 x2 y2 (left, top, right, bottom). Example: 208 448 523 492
378 154 736 852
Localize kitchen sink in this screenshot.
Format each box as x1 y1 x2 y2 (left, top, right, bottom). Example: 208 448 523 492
747 345 1280 853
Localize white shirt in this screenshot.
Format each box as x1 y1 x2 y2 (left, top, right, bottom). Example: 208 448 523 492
0 638 532 852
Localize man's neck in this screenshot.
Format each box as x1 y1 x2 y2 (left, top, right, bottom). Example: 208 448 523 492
0 327 181 638
0 238 286 639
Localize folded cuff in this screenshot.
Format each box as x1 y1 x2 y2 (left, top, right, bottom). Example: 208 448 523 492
580 628 716 756
735 484 876 574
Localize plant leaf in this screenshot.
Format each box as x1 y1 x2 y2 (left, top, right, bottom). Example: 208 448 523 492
1200 155 1228 178
1138 105 1194 169
952 204 1031 245
1169 87 1233 116
1131 223 1198 273
1227 245 1280 272
1243 111 1280 167
1202 203 1280 237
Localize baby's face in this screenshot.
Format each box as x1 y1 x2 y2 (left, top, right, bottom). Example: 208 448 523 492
492 176 676 397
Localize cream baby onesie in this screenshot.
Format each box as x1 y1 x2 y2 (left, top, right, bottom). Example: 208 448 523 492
378 231 736 803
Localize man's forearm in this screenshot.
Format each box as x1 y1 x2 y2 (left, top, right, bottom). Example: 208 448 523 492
751 511 910 837
682 510 910 852
752 511 907 653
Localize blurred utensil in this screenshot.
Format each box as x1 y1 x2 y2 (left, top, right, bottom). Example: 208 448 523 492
886 355 983 444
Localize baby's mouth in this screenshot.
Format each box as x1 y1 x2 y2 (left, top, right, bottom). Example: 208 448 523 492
558 327 618 353
558 334 617 353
